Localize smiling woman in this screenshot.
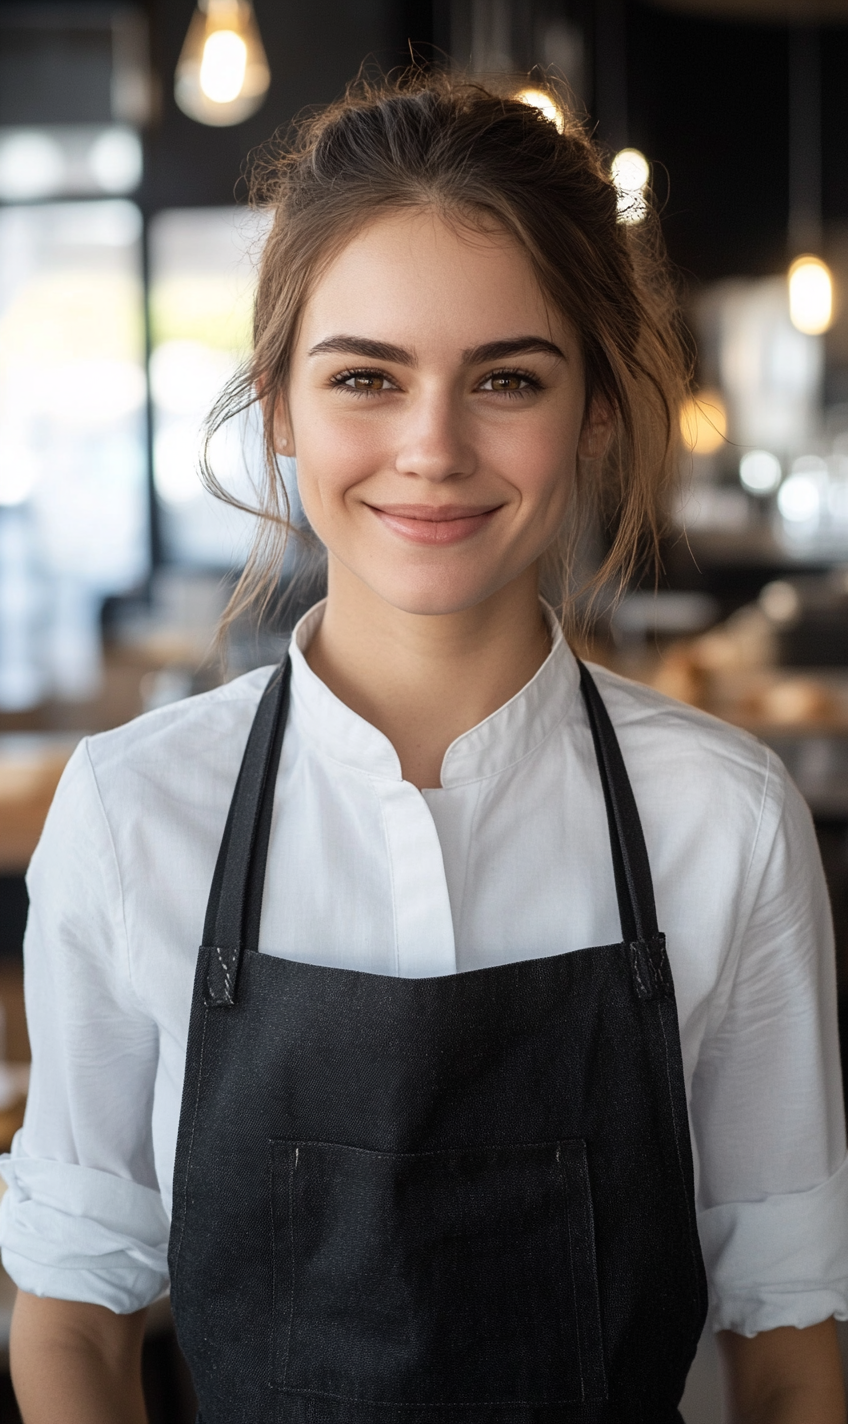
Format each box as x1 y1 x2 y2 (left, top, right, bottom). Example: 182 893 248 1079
202 72 687 641
4 71 848 1424
288 212 593 599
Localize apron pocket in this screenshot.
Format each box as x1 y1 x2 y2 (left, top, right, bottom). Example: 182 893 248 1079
269 1138 607 1407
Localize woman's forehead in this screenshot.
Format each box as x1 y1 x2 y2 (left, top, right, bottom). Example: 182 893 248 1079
296 207 571 356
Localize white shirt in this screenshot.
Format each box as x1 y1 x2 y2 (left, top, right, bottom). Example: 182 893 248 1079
2 602 848 1337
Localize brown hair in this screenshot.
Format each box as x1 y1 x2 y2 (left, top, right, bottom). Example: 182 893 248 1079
202 70 689 635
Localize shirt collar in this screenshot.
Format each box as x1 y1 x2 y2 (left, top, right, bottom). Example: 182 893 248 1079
288 600 581 787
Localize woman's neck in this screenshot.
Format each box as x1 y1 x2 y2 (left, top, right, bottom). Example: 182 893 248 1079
304 560 552 789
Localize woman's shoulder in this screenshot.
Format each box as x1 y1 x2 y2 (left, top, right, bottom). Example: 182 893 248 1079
45 667 280 848
583 660 779 804
36 666 283 883
580 665 814 905
84 665 277 781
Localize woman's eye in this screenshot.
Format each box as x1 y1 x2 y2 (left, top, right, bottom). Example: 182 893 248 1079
479 370 540 394
333 369 393 393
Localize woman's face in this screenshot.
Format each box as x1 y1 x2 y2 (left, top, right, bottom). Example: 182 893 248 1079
283 207 606 618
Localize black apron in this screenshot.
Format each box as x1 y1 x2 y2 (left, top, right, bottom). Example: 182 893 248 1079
168 658 708 1424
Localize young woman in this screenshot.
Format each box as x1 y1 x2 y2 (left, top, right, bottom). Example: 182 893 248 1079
3 76 848 1424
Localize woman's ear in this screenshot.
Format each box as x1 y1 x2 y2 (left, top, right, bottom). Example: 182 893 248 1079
272 393 296 457
578 396 614 461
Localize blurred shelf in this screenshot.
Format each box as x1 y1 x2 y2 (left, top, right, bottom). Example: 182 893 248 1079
602 643 848 817
0 641 211 874
0 645 155 738
758 731 848 819
685 528 843 567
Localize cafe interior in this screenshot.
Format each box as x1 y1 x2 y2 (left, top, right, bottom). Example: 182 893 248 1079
1 0 848 1417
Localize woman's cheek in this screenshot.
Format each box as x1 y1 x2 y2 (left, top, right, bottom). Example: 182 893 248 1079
295 457 368 544
298 420 390 510
508 446 577 528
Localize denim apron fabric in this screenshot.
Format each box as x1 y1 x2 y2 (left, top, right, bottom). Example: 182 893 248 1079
168 658 707 1424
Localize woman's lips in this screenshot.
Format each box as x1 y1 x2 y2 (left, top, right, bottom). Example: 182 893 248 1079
367 503 501 545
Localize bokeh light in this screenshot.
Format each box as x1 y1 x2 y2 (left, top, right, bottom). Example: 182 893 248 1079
777 471 822 523
788 256 834 335
739 449 782 495
680 390 727 455
611 148 649 225
515 88 565 132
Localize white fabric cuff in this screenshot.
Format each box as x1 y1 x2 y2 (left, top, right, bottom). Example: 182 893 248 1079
699 1152 848 1336
0 1143 170 1315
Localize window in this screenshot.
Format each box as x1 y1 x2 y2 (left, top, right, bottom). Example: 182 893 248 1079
0 199 148 706
149 205 271 569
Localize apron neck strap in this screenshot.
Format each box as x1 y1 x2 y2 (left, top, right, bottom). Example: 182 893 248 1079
577 660 659 945
201 652 659 1007
202 658 291 1001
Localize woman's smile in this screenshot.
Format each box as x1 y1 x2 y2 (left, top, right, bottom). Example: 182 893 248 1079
365 501 504 545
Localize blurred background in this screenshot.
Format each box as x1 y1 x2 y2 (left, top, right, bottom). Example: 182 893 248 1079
1 0 848 1417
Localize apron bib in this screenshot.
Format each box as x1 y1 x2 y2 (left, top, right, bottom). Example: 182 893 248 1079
168 659 707 1423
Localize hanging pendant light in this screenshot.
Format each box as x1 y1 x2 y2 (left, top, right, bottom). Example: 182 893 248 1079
175 0 270 127
786 24 834 334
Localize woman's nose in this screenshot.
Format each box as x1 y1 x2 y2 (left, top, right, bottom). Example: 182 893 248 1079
392 391 476 483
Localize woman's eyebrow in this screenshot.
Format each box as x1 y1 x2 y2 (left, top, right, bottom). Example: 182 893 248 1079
462 337 565 363
308 336 415 363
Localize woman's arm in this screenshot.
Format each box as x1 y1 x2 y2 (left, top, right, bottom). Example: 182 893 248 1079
719 1318 846 1424
10 1292 148 1424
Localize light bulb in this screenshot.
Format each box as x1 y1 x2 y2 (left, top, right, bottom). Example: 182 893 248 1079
788 255 834 335
200 30 248 104
515 88 565 133
175 0 270 128
611 148 649 225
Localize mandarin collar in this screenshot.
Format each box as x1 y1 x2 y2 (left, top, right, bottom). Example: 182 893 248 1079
288 600 581 788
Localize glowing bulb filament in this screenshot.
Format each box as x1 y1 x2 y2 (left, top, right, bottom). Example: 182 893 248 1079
788 256 833 335
199 30 248 104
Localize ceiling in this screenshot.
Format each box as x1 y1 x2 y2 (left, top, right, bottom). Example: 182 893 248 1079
647 0 848 20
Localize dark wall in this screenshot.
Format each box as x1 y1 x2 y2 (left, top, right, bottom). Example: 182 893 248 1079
625 2 848 285
0 22 113 122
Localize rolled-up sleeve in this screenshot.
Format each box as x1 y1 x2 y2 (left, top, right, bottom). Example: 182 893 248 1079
692 755 848 1336
0 742 169 1313
699 1156 848 1335
0 1154 168 1314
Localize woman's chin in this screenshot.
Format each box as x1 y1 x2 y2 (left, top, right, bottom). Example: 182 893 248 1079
359 570 522 620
